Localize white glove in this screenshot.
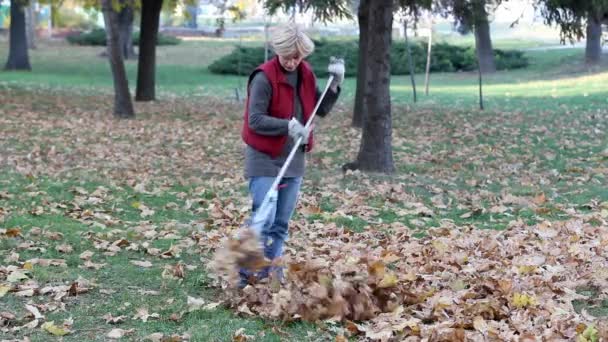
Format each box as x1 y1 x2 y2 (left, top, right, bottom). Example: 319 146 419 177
287 118 310 145
328 56 345 88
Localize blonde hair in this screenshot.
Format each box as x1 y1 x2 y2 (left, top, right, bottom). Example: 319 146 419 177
270 22 315 58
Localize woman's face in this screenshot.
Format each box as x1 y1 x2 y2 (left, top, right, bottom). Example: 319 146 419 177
278 52 303 72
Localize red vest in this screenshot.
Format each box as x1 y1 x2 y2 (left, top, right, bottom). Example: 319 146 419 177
241 56 317 158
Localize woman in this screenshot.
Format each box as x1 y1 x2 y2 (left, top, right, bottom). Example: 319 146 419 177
240 21 344 286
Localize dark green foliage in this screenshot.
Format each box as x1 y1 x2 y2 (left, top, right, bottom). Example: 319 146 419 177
538 0 608 42
66 28 181 46
207 46 273 76
262 0 352 23
66 28 108 46
208 39 528 76
495 49 529 70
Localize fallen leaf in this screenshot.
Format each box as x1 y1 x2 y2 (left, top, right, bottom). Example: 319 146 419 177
233 328 254 341
55 243 73 253
133 308 160 322
4 228 22 238
145 333 164 342
0 284 11 297
107 328 134 339
25 304 44 320
131 260 153 268
203 302 222 311
41 321 71 336
103 313 127 324
79 250 94 260
7 270 29 283
378 273 398 288
187 296 205 312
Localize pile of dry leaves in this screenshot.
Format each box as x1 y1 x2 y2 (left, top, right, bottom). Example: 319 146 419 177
209 214 608 341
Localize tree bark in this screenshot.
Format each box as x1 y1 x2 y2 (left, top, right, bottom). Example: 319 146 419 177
404 20 416 103
477 54 484 110
118 1 137 59
102 0 135 118
473 0 496 73
424 23 432 95
187 4 198 28
585 11 602 66
136 0 164 101
353 0 394 173
5 0 31 71
352 0 369 128
26 2 36 49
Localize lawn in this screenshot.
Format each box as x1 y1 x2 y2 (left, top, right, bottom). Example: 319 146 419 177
1 36 607 341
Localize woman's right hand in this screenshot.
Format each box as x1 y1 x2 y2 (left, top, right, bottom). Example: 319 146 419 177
287 118 310 145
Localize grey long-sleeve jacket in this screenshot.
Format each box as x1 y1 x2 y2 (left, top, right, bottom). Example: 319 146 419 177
244 69 340 178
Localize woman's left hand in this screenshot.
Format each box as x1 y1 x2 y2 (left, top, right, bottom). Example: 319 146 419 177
328 57 345 90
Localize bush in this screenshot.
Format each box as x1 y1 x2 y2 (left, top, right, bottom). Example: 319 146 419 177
209 39 528 76
66 28 181 46
66 28 106 46
208 40 360 77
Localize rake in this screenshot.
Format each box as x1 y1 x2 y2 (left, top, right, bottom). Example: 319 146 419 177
247 74 335 238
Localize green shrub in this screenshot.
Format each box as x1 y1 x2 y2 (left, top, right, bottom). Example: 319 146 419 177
209 39 528 76
66 28 181 46
208 40 359 77
133 31 181 46
495 49 529 70
66 28 106 46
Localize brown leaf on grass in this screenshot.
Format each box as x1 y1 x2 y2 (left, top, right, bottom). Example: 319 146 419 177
133 308 160 322
14 289 35 297
233 328 254 342
26 258 67 267
187 296 205 312
82 260 107 270
79 250 94 260
107 328 134 339
55 243 73 254
131 260 153 268
103 313 127 324
162 263 185 280
533 192 547 205
68 281 90 296
43 231 63 240
144 333 165 342
3 228 22 238
7 269 29 283
24 304 44 320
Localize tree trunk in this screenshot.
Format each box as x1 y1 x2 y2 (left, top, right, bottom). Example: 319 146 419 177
26 2 36 49
187 4 198 28
585 12 602 66
424 23 432 95
5 0 31 71
353 0 394 173
136 0 163 101
102 0 135 118
264 18 269 62
352 0 369 128
118 2 137 59
473 0 496 73
404 20 416 103
477 54 484 110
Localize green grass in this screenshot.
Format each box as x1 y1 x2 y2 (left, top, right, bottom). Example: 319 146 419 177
1 38 606 112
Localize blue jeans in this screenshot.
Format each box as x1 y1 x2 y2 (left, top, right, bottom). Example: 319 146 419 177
240 176 302 283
